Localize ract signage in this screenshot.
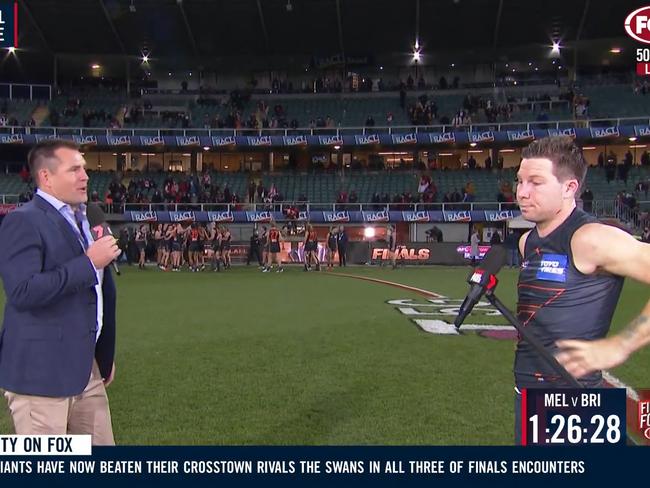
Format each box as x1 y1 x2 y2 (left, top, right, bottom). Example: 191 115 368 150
323 211 350 223
507 130 534 142
170 211 196 222
212 136 236 146
0 134 23 144
35 134 58 143
589 126 620 139
484 210 515 222
354 134 380 145
247 136 272 146
402 211 430 222
72 135 98 145
547 128 576 138
132 211 158 222
362 210 389 222
207 211 234 222
469 131 494 143
634 125 650 137
107 135 131 146
176 136 201 146
429 132 455 144
141 136 164 146
443 211 472 222
318 135 343 146
246 211 273 222
283 135 308 146
391 133 417 145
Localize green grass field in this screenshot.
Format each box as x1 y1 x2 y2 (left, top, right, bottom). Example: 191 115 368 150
0 265 648 445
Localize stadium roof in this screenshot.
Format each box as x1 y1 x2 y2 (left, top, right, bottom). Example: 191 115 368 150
4 0 640 80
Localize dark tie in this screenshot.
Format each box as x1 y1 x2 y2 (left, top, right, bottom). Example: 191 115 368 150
74 209 89 250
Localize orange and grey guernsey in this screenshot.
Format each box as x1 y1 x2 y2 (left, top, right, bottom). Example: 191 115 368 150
515 208 624 388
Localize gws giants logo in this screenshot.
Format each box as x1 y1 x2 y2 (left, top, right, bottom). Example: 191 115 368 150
387 294 514 340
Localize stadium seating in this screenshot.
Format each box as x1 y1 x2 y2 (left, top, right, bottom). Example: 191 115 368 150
3 165 650 205
0 99 44 125
580 85 650 119
2 82 645 131
0 174 27 196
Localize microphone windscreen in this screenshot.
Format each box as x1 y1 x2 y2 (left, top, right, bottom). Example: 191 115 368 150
86 203 106 228
480 245 507 276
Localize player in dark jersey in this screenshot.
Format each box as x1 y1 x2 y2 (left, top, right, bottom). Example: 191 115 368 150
171 223 186 272
263 222 283 273
221 226 232 269
153 224 163 267
556 303 650 378
387 225 398 269
199 224 209 271
303 224 320 271
512 136 650 445
207 223 222 272
260 226 269 268
135 226 147 269
326 226 338 270
188 223 202 272
159 224 173 271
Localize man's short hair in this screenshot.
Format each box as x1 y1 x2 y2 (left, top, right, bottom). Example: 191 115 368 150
27 139 80 185
521 136 588 190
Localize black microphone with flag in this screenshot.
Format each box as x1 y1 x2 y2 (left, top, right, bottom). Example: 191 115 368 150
87 203 121 276
454 246 507 328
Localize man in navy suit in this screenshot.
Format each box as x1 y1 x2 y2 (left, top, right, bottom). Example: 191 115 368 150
0 139 121 444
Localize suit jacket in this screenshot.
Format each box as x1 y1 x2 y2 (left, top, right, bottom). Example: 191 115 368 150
0 195 116 397
337 231 348 248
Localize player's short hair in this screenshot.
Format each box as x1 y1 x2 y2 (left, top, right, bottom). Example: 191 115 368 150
28 139 80 186
521 136 587 190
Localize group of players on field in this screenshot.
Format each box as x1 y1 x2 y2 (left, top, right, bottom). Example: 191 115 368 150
133 222 233 272
130 222 399 271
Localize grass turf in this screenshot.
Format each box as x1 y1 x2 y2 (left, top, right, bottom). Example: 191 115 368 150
0 265 647 445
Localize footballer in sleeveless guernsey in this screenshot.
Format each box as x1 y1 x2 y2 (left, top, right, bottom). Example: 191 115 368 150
516 207 624 388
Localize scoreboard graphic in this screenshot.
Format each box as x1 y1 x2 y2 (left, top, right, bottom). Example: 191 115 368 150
0 2 17 48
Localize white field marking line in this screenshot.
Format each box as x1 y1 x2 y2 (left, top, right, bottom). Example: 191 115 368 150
602 370 640 403
329 274 641 406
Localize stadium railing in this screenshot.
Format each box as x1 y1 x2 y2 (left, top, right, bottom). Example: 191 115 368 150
0 195 19 204
1 199 645 233
118 201 521 213
1 116 649 138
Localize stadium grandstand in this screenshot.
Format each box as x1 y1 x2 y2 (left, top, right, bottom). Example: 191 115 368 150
1 0 650 448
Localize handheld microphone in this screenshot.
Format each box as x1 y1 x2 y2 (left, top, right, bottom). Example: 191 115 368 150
454 246 506 328
87 203 121 276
